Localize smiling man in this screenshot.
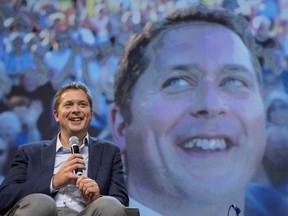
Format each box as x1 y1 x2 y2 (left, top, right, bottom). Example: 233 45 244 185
0 82 128 216
110 5 288 216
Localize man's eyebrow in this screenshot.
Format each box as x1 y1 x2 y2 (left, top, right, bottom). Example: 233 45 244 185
78 100 89 104
158 64 200 75
63 100 88 104
170 65 191 71
222 64 254 74
158 64 254 77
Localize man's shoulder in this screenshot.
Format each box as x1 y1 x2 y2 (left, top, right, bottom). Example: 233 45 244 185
18 139 55 150
89 136 114 145
89 136 119 150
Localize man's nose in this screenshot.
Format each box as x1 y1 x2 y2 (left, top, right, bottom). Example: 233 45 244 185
71 104 80 113
189 84 228 119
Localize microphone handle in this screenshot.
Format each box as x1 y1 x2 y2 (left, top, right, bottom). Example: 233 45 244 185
71 145 83 176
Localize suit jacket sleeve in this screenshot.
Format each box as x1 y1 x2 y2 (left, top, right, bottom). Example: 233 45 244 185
106 145 129 206
0 142 54 215
89 138 129 206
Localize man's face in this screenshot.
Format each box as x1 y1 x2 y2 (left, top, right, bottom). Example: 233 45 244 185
54 89 92 140
117 23 266 199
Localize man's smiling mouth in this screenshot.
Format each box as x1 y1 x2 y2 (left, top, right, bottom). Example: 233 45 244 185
180 138 229 151
70 117 82 122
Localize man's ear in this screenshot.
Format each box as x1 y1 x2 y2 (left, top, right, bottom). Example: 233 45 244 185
109 106 127 153
53 110 59 123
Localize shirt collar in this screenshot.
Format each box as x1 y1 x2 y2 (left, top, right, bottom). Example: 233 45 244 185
56 133 89 152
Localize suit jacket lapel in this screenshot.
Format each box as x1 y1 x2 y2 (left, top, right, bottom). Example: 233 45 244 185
88 137 102 179
41 138 57 175
39 136 103 178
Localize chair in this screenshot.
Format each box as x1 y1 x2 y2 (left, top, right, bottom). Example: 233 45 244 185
125 207 140 216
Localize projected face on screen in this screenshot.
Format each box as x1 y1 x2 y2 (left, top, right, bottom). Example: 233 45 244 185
112 21 267 215
135 22 266 192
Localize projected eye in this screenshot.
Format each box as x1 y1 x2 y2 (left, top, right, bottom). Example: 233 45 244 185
162 77 190 88
221 77 247 87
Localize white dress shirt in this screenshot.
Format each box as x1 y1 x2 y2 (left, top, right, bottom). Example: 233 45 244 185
50 134 89 212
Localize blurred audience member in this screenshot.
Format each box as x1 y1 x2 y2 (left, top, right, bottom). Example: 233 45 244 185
277 19 288 59
43 30 81 81
7 67 59 140
0 105 41 149
262 125 288 198
0 136 9 184
0 61 12 113
11 99 42 143
0 111 22 147
266 90 288 127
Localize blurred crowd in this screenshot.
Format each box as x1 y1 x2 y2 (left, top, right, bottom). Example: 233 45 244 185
1 0 288 196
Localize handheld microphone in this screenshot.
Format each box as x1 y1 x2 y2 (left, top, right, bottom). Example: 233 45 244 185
69 136 83 176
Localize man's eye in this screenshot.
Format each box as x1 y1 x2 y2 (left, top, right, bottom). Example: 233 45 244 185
221 78 247 87
162 77 189 88
80 103 88 108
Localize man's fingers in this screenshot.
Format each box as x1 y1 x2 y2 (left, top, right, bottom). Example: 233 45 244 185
75 177 100 203
77 178 94 189
83 181 97 194
53 154 86 188
77 178 99 194
66 155 86 173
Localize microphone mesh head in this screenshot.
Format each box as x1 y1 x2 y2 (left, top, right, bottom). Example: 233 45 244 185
69 136 79 146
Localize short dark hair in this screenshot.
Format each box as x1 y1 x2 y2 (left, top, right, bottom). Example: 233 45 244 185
114 5 262 123
53 82 93 112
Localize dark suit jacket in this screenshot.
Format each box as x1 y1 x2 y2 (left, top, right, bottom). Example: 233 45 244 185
0 136 129 215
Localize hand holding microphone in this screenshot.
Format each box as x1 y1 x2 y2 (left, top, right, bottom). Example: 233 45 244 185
52 136 85 189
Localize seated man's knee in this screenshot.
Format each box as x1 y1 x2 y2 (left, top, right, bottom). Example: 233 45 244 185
10 193 57 216
88 196 126 215
28 194 56 210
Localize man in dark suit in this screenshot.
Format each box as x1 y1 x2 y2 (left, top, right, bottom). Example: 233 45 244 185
0 82 129 216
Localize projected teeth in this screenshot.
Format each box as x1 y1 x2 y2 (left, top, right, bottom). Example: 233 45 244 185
182 139 226 150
